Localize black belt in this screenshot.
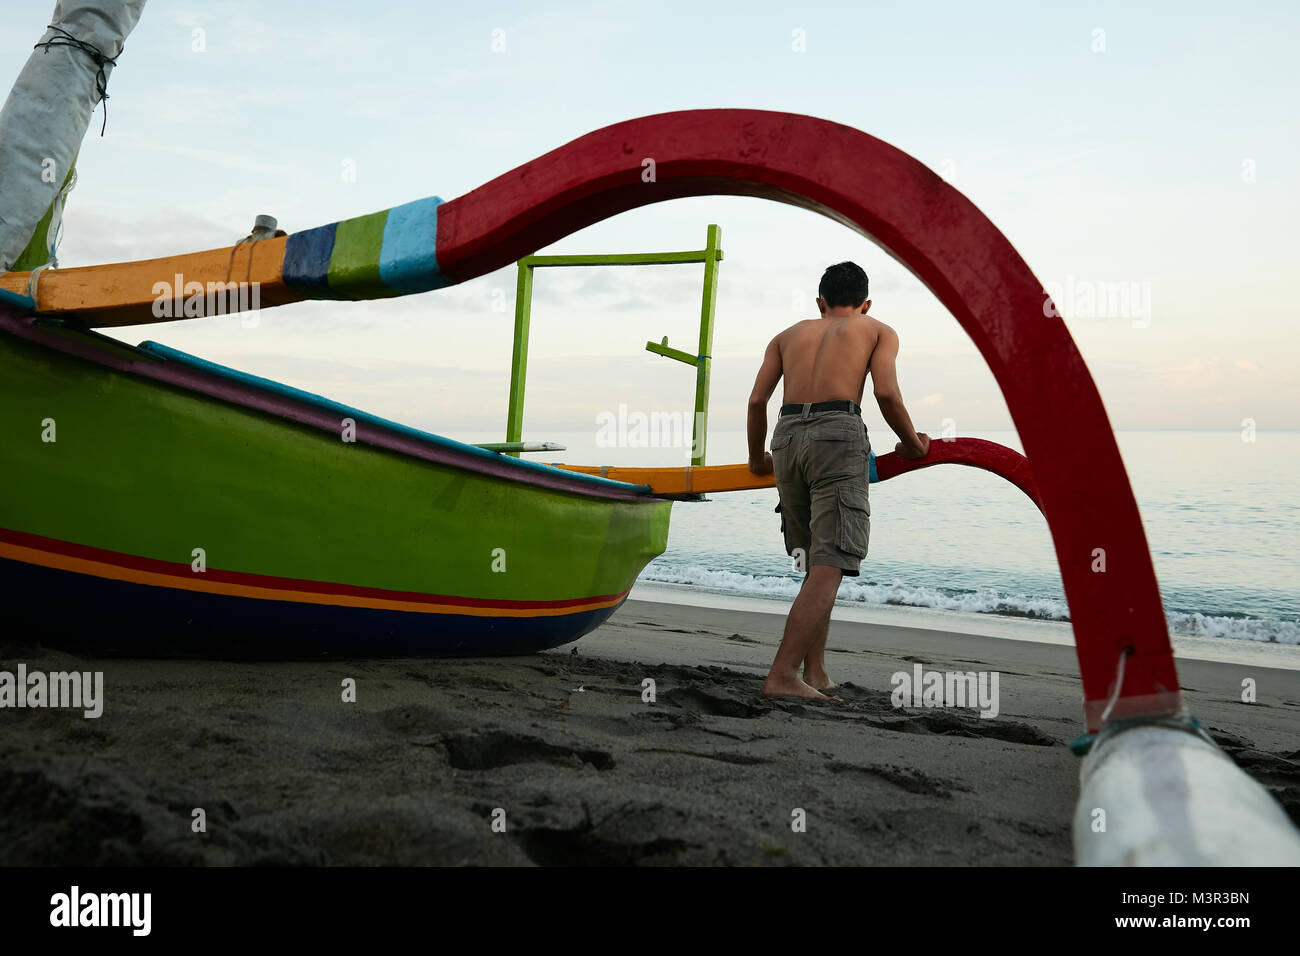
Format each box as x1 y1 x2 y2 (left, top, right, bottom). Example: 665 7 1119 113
779 400 861 417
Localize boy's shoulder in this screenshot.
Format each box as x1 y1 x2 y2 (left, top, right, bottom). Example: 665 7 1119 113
837 314 892 343
776 317 817 339
868 316 896 339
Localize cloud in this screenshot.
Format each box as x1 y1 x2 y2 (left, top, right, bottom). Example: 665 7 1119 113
166 3 277 55
56 208 234 265
112 134 302 177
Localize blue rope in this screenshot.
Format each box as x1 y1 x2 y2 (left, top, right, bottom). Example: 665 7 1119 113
1069 713 1216 757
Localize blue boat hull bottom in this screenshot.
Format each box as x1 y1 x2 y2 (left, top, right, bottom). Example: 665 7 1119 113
0 557 626 658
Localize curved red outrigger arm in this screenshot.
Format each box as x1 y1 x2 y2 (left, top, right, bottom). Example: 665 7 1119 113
433 109 1179 732
873 437 1042 512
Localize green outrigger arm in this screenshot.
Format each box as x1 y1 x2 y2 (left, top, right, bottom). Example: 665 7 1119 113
506 225 722 465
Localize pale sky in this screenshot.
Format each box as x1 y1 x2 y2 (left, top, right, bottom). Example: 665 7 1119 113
2 0 1296 447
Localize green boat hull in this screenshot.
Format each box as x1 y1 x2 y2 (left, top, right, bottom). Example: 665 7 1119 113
0 313 672 655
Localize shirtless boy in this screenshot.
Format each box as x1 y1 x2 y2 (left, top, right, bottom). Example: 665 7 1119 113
747 261 930 700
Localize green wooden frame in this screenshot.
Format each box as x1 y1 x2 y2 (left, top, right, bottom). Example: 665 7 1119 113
506 225 722 465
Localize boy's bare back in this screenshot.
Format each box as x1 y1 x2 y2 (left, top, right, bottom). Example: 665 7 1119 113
777 313 888 406
748 308 926 468
748 262 929 475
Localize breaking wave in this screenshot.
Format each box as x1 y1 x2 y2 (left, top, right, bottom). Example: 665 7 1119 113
638 564 1299 646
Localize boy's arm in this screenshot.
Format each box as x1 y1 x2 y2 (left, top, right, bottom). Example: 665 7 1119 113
746 335 783 475
870 325 930 459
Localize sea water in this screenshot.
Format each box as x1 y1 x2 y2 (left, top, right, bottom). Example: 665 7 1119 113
518 428 1299 648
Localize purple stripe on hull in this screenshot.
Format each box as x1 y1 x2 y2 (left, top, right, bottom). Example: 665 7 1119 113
0 309 655 503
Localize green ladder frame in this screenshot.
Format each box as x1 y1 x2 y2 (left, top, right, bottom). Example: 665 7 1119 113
506 224 723 465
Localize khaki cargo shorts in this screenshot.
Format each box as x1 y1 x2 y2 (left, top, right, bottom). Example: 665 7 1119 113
771 409 871 576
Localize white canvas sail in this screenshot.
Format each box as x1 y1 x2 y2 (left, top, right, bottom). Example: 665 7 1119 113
0 0 147 273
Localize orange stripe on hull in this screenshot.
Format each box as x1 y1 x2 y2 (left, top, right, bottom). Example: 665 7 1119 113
0 541 625 618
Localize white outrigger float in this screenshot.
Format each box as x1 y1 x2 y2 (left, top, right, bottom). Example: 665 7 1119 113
1075 721 1300 865
2 0 1297 867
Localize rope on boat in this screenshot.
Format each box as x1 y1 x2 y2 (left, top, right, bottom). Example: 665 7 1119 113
225 238 261 289
1098 644 1132 725
25 261 54 306
33 26 120 136
1068 642 1217 756
224 218 287 287
11 168 79 303
47 166 77 269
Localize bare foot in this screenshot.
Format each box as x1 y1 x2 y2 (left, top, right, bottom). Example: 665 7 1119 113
803 670 839 691
762 674 837 700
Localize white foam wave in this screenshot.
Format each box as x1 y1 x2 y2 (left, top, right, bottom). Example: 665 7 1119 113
1166 611 1299 646
638 565 1299 646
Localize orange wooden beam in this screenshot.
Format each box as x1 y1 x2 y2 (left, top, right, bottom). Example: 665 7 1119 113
0 237 300 326
551 462 772 496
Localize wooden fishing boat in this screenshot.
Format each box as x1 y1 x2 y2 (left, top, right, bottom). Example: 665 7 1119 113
0 309 671 655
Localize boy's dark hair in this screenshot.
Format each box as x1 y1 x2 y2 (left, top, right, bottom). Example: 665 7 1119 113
818 261 869 308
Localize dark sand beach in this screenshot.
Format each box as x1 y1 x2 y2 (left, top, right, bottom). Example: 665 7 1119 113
3 597 1298 866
